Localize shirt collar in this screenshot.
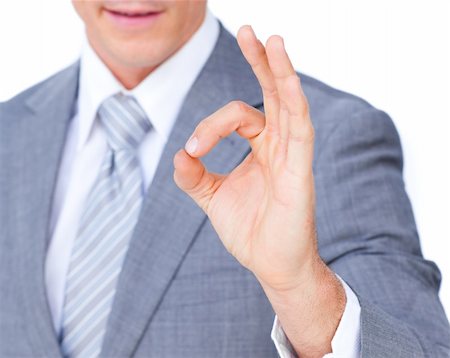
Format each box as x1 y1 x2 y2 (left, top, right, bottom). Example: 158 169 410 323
76 10 220 152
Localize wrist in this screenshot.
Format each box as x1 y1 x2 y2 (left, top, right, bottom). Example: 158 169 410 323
258 252 326 297
260 258 347 358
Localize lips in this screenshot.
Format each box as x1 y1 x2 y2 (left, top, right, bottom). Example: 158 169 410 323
103 6 164 28
107 9 160 17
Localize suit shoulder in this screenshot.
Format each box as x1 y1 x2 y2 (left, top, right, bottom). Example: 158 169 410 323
299 73 396 137
0 61 79 116
299 74 401 161
300 73 376 116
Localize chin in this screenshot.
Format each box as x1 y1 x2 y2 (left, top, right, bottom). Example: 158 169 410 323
113 38 173 67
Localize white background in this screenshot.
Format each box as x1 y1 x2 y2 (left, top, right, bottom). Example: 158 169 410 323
0 1 449 317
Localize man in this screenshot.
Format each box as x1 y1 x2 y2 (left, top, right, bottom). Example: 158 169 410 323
0 1 449 357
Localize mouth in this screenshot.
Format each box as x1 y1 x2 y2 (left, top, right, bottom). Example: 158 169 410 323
103 6 164 28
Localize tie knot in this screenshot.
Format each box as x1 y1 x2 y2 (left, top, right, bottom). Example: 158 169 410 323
98 93 151 151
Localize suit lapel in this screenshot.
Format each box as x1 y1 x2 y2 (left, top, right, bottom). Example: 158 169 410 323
100 25 263 357
12 64 80 357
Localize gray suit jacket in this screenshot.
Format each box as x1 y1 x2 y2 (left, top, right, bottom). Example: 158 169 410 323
1 25 449 358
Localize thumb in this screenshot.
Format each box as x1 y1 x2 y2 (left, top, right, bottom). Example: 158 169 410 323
173 149 224 213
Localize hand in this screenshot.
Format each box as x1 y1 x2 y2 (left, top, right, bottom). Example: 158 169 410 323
173 26 345 357
174 25 316 291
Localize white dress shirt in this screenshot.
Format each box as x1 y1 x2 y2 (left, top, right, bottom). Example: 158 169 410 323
44 10 360 357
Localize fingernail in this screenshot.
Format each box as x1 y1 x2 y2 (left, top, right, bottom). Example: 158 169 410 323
185 136 198 154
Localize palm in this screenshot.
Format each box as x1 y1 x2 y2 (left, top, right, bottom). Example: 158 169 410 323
174 26 316 291
209 136 315 285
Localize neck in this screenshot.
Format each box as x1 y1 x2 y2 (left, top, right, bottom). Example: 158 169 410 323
104 62 157 91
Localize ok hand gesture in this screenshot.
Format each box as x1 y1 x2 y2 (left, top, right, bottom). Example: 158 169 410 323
174 26 345 357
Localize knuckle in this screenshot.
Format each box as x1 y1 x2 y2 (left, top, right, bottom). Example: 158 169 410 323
300 100 309 117
294 90 309 116
198 117 224 140
290 123 315 143
302 123 315 142
287 73 301 82
196 119 212 134
229 100 250 114
263 86 278 99
195 121 205 133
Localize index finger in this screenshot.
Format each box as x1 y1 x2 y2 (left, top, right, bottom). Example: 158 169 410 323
185 101 265 157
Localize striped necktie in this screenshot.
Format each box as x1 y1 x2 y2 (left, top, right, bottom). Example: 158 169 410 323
60 93 151 357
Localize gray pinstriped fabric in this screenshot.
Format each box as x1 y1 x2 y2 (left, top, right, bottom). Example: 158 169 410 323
60 93 151 357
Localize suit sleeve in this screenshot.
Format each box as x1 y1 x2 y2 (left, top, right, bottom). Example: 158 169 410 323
313 107 450 357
